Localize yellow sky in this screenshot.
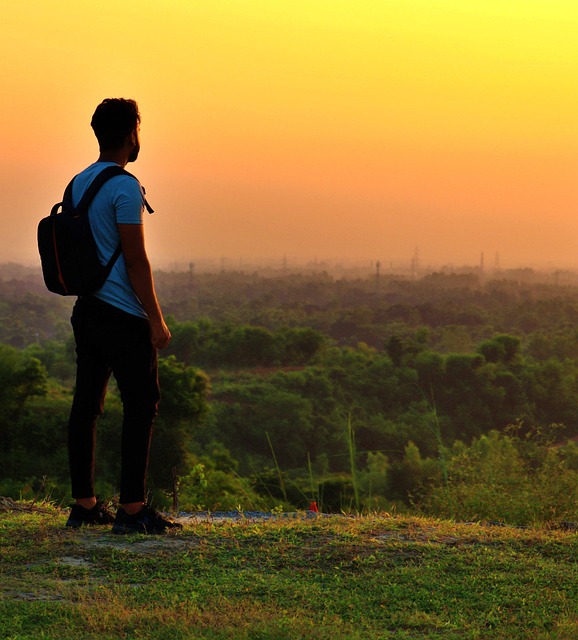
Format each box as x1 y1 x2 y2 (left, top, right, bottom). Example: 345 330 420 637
2 0 577 268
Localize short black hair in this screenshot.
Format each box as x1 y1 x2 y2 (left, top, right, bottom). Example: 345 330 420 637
91 98 140 151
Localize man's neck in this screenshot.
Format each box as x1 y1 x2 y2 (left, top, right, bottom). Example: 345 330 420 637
97 150 128 167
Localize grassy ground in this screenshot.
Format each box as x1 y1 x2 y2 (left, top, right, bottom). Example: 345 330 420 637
2 501 578 639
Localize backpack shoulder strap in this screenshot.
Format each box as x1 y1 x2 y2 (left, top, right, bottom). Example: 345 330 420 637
74 166 154 214
75 165 130 212
121 169 155 214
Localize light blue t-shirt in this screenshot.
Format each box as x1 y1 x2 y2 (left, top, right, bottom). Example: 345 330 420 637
71 161 149 318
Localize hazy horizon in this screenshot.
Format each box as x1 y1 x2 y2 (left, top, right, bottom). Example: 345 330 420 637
2 2 577 271
9 252 578 277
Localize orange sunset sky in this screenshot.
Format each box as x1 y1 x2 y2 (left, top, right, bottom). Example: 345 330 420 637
2 0 577 270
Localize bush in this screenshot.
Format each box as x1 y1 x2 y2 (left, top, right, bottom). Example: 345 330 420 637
424 430 578 525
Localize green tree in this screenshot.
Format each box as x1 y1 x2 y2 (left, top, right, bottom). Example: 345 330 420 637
147 356 210 489
0 345 48 461
477 334 521 364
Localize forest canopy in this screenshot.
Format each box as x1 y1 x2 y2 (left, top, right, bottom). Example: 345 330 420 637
3 263 578 524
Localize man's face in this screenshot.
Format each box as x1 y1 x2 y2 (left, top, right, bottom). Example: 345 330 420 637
128 128 140 163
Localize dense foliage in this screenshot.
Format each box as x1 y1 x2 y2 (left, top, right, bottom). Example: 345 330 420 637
3 263 578 523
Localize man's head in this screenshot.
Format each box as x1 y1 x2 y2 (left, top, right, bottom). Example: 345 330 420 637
91 98 140 161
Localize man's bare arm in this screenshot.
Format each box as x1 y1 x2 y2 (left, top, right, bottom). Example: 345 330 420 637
118 223 171 349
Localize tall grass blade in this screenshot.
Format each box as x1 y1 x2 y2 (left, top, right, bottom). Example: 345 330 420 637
266 431 288 504
347 414 361 512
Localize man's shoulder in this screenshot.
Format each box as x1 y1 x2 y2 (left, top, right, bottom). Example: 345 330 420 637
72 163 141 207
78 163 140 192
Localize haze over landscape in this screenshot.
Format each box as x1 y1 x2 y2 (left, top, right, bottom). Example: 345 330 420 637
1 1 577 270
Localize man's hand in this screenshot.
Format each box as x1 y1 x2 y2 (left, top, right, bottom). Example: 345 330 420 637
150 318 171 349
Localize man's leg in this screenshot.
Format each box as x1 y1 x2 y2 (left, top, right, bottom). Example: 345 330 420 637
68 304 111 502
110 322 183 534
110 313 160 509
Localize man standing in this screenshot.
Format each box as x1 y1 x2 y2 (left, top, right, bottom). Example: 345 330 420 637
65 98 180 534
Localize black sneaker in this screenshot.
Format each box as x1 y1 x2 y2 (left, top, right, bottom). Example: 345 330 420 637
111 505 183 535
66 500 116 528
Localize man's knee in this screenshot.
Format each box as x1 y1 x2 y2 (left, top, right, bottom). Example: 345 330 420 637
69 395 105 421
124 397 159 424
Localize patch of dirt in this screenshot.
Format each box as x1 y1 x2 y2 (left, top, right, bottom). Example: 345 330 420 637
81 534 192 554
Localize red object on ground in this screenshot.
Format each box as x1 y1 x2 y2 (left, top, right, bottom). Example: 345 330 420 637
309 501 319 512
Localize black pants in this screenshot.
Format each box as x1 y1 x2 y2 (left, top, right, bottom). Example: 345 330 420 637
68 297 160 504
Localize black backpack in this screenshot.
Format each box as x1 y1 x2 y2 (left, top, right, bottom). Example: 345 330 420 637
37 165 147 296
